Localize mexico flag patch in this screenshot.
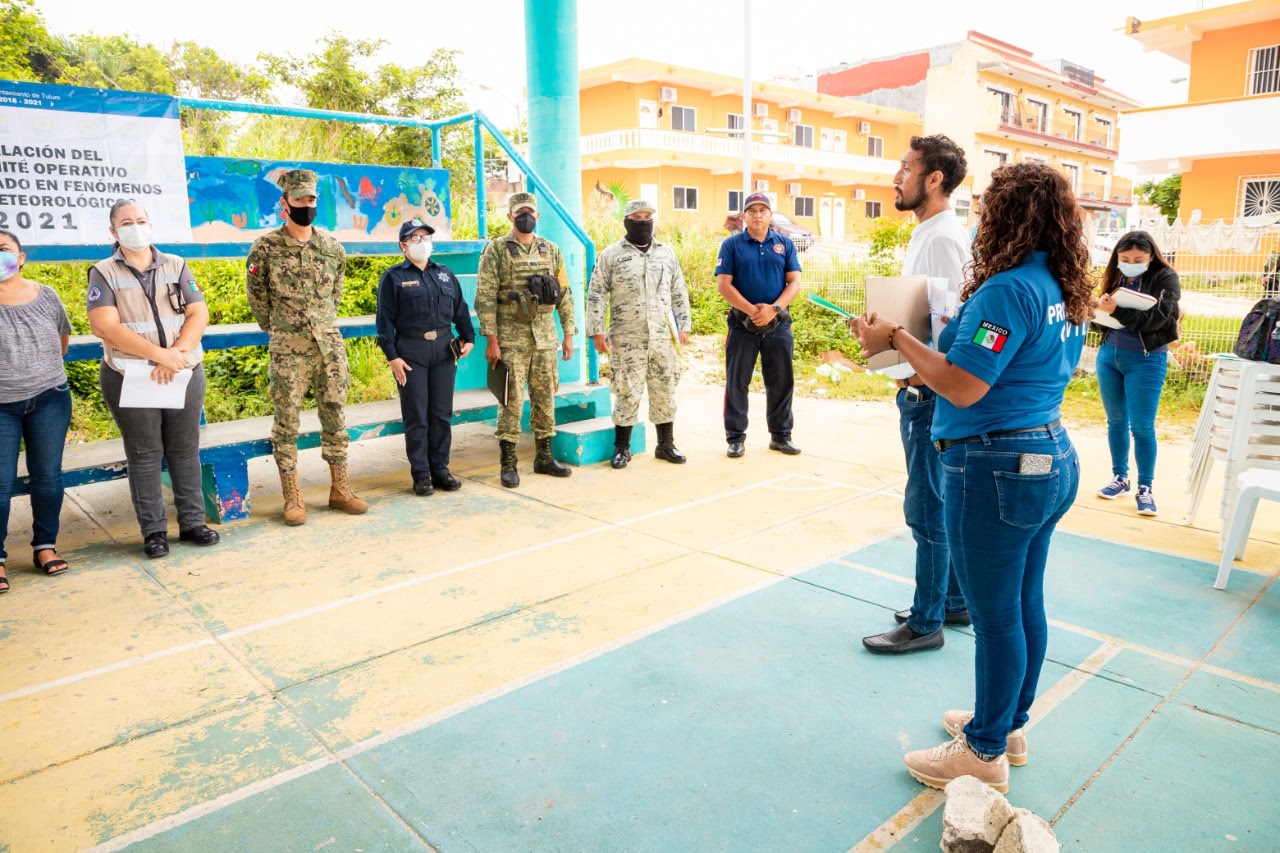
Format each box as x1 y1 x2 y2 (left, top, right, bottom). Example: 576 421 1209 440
972 321 1009 352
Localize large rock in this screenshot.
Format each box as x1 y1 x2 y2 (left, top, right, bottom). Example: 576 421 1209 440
941 776 1016 852
992 808 1060 853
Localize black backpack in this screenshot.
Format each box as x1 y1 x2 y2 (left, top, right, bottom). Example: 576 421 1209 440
1234 297 1280 364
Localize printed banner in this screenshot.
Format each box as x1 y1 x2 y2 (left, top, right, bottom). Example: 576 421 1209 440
0 80 192 245
186 157 452 243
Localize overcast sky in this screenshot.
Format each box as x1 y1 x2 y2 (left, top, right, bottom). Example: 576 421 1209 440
35 0 1208 125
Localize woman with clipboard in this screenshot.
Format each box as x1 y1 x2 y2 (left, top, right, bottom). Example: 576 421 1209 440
1091 231 1181 517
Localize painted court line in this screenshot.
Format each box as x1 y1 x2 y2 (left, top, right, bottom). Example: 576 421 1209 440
87 543 867 853
3 473 806 706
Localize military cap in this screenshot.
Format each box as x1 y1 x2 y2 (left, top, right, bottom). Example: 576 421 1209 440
508 192 537 214
397 217 436 241
742 192 772 210
624 199 656 217
278 169 319 200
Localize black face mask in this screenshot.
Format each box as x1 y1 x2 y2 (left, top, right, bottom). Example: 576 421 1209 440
623 218 654 245
286 202 318 227
513 212 537 234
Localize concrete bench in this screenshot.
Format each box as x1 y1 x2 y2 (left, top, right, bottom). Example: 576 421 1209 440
552 417 643 466
15 383 611 523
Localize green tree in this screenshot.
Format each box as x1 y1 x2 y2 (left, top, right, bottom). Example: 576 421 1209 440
0 0 63 81
1137 174 1181 224
166 41 272 156
57 34 176 94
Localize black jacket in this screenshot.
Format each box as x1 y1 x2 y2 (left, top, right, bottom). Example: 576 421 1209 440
1096 266 1181 353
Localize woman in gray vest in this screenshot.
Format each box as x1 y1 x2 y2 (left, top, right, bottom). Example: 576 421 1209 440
0 228 74 589
87 201 219 558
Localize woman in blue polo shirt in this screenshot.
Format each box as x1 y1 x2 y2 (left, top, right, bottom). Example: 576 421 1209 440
854 163 1092 794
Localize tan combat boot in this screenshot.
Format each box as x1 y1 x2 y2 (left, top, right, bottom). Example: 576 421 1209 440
328 463 369 514
279 468 306 526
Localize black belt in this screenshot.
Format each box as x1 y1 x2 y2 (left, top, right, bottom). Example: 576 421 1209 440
934 420 1061 453
399 327 452 340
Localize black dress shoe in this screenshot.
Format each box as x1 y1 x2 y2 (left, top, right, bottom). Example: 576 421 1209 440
413 479 435 496
726 441 745 458
611 448 631 469
144 532 169 559
895 608 972 627
431 472 462 491
862 622 944 654
769 439 802 455
179 525 220 546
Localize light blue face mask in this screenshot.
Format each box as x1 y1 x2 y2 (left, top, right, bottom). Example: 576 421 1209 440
0 251 19 282
1117 261 1149 278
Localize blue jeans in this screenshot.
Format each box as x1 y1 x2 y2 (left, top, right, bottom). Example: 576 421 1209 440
940 422 1079 758
0 384 73 564
1095 343 1167 488
898 387 965 633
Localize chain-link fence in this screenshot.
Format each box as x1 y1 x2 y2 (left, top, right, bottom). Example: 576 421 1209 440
800 226 1280 384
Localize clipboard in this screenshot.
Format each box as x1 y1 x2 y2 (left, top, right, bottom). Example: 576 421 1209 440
487 359 510 407
864 275 930 372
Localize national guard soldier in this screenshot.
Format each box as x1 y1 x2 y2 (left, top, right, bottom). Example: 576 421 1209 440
475 192 576 488
246 168 367 524
586 199 691 468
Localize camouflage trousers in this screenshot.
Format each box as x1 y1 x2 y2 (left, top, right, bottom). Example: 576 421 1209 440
268 332 350 471
496 346 559 443
610 337 679 427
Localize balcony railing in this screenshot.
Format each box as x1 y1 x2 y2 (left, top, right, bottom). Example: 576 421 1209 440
994 109 1117 153
580 128 898 177
1077 180 1130 204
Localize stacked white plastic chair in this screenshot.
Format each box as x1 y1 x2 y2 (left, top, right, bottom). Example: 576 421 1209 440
1185 356 1280 552
1214 469 1280 589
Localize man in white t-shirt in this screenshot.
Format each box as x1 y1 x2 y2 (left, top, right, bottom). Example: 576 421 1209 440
862 135 973 655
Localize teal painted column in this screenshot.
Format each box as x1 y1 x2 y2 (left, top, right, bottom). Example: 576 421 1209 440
524 0 585 383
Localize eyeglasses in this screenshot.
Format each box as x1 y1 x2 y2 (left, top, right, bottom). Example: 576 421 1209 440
403 235 432 245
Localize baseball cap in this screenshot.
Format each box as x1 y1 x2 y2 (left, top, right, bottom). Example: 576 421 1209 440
277 169 318 200
624 199 656 217
398 217 436 241
742 192 772 210
508 192 537 214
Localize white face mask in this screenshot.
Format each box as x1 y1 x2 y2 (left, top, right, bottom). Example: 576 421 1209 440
116 223 153 251
408 240 433 264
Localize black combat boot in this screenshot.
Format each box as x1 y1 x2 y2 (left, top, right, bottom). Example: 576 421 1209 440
533 436 572 477
654 422 686 464
499 440 520 488
611 425 633 469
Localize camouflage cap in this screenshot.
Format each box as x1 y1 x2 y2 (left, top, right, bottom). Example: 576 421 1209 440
508 192 537 214
624 199 656 217
278 169 319 200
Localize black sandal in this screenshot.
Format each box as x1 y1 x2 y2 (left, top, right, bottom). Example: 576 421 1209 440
34 550 68 576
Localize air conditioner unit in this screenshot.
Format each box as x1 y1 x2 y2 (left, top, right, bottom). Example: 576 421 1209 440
753 103 769 117
659 86 677 102
754 179 769 192
787 182 802 195
853 189 866 200
858 121 871 134
787 109 802 123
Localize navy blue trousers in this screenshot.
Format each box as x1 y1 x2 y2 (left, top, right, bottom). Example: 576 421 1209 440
723 313 794 444
396 335 457 484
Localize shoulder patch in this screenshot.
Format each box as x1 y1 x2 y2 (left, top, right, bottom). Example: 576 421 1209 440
87 285 102 302
972 321 1010 352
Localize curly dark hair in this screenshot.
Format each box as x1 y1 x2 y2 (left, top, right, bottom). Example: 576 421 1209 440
964 163 1094 324
909 135 967 196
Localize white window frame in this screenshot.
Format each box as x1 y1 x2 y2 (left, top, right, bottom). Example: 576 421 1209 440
983 147 1011 167
793 124 815 148
1025 98 1049 133
866 135 884 158
1238 174 1280 217
1060 161 1082 193
793 196 815 218
728 189 744 213
1023 153 1048 164
865 200 883 219
1093 116 1114 149
673 185 699 211
726 113 745 139
671 105 697 132
1247 44 1280 95
987 86 1015 124
1062 107 1083 141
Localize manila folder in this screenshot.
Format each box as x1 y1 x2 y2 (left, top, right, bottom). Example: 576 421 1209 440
864 275 931 371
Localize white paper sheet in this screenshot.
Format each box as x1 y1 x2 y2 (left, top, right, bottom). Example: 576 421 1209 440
871 362 920 381
1091 312 1124 330
928 276 959 349
118 359 193 409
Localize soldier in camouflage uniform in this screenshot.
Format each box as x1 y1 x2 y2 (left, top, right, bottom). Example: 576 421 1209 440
475 192 576 488
587 199 692 469
246 169 367 524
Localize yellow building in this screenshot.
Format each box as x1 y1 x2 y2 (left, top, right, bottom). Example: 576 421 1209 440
818 32 1138 227
1123 0 1280 222
578 59 922 241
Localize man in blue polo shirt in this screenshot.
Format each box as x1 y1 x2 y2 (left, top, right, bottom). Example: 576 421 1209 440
715 192 802 458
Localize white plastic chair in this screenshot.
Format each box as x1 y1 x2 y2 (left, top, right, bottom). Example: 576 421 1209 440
1215 469 1280 589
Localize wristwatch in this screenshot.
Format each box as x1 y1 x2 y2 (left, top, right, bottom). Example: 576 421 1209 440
772 303 785 315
